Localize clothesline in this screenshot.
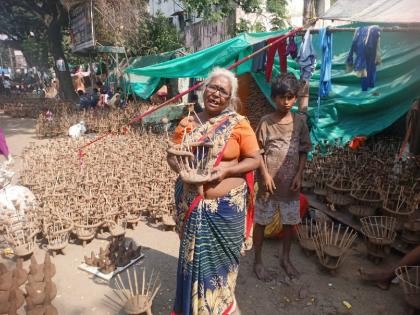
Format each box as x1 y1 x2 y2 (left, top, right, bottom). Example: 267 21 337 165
296 26 420 35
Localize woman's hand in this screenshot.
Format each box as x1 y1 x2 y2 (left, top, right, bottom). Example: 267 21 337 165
290 174 302 192
209 166 230 183
166 143 194 174
263 173 276 194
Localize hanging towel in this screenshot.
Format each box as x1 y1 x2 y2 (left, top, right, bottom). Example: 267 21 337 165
346 26 381 91
265 37 287 82
286 36 298 59
297 29 316 81
319 28 333 97
251 41 267 72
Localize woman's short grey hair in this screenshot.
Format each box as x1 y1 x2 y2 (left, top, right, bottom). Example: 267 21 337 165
205 67 240 111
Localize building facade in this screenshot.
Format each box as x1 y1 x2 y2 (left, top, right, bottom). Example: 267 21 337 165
148 0 330 52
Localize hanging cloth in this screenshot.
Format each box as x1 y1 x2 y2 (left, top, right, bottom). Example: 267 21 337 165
319 28 333 97
265 37 287 82
296 29 316 81
251 41 267 72
363 26 381 91
346 26 381 91
286 36 298 59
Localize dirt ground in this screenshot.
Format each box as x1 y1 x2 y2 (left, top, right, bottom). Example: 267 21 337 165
0 114 410 315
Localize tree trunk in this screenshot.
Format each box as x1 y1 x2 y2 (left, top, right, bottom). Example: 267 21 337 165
303 0 314 25
47 19 77 101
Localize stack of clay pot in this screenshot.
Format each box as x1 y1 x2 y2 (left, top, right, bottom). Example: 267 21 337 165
3 98 72 119
35 100 173 138
84 238 142 274
0 259 26 314
25 253 58 315
15 128 178 249
307 137 420 252
245 80 274 130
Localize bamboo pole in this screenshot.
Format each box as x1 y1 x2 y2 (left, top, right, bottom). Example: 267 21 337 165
296 26 420 35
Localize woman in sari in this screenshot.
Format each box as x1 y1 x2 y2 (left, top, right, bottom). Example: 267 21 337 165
167 68 260 315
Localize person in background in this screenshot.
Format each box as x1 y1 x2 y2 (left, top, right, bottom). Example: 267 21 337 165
0 72 5 95
108 87 121 110
3 77 11 97
359 245 420 290
253 73 312 281
90 88 100 108
96 80 113 108
399 98 420 174
73 75 85 94
77 90 91 110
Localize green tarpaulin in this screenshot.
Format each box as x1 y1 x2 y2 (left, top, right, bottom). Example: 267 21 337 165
107 49 184 99
126 30 289 78
126 26 420 145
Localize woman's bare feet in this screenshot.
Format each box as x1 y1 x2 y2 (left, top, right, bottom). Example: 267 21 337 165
254 263 273 282
358 267 392 290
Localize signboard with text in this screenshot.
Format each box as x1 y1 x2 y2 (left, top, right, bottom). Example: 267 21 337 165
70 2 95 52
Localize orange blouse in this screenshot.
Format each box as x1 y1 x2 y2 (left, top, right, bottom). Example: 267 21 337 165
172 117 259 160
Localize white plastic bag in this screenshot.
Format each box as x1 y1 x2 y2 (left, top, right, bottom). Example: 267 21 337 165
0 162 36 223
68 121 87 138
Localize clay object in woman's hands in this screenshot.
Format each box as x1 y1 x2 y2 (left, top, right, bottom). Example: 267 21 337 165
166 142 195 158
168 142 214 185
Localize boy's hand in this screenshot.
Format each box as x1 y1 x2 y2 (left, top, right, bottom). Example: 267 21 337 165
263 173 276 194
291 175 302 192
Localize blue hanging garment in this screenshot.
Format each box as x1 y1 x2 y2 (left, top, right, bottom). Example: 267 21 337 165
319 28 333 97
346 26 381 91
251 41 267 72
297 29 317 81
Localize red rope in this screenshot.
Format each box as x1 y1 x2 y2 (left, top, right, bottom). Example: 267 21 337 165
77 26 306 156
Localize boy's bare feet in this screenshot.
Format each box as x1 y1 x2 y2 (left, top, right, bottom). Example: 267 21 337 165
254 263 273 282
281 259 300 279
358 267 392 290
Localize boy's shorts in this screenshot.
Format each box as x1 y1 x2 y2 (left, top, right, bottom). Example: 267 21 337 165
254 198 301 226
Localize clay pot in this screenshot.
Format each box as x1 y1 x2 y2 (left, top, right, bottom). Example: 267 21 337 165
13 258 28 287
26 304 59 315
0 288 25 314
0 269 13 291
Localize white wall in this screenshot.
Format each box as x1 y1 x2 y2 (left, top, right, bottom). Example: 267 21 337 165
288 0 304 26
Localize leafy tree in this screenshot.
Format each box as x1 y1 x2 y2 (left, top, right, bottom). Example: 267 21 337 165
266 0 289 30
92 0 149 48
128 12 183 56
234 19 266 35
235 18 252 34
0 0 77 100
21 36 50 70
254 21 266 33
181 0 261 21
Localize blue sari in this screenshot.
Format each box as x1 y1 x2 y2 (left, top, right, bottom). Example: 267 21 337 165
172 111 249 315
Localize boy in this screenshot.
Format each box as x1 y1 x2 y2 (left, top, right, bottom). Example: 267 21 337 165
253 73 312 281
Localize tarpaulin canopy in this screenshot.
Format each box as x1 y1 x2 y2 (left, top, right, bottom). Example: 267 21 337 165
254 28 420 145
126 27 420 145
321 0 420 24
125 30 289 79
108 49 184 99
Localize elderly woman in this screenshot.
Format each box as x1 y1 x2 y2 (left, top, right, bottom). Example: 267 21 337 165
167 68 260 315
